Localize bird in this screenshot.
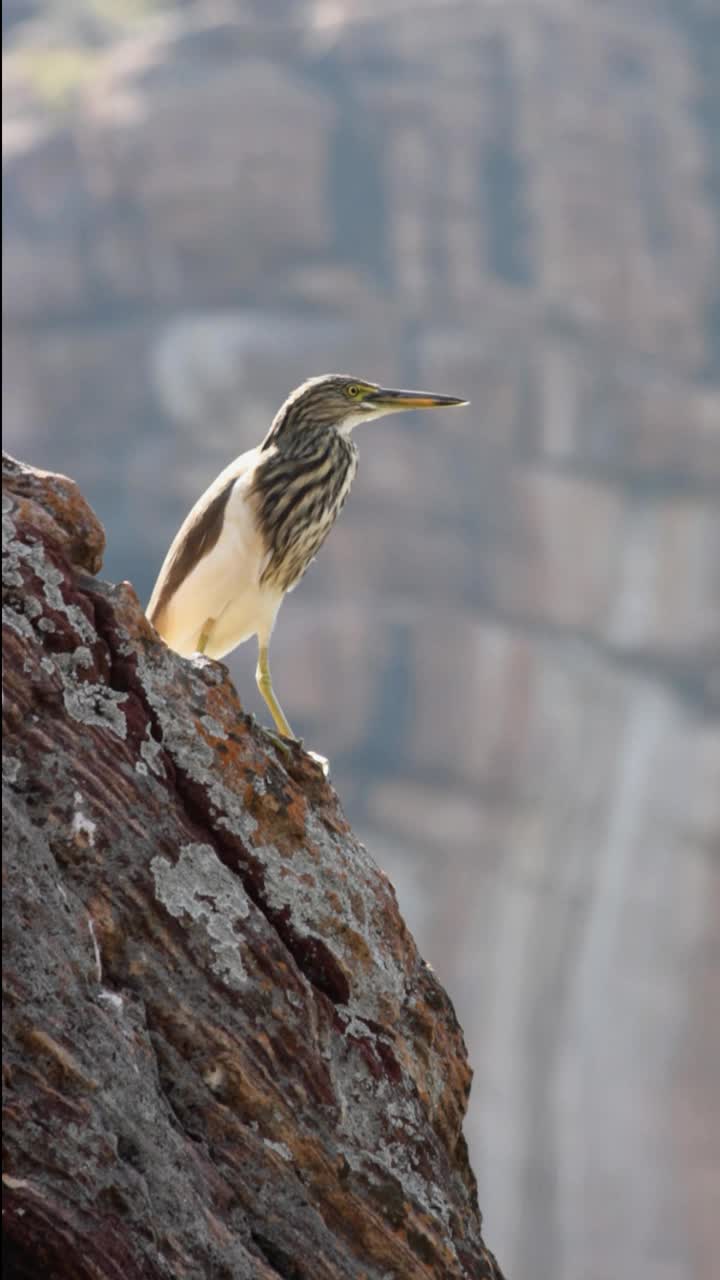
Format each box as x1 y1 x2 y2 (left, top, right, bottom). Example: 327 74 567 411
147 374 468 768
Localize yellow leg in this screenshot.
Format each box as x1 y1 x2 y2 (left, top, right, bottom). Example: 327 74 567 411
197 616 216 655
256 643 296 741
255 641 329 776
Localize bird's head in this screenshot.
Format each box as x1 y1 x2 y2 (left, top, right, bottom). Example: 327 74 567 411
266 374 468 447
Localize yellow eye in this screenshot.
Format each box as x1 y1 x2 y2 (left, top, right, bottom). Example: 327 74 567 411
346 384 362 399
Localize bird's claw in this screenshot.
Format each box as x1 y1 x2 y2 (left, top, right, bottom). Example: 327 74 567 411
260 732 327 778
262 727 295 757
262 728 329 777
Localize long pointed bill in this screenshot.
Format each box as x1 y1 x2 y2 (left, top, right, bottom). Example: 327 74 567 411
368 387 469 411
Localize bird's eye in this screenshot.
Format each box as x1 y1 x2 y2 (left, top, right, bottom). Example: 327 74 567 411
346 384 362 399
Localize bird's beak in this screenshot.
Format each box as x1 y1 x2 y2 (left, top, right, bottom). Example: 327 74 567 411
366 387 469 411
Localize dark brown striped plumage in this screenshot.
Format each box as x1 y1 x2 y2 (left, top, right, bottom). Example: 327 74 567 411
253 377 359 592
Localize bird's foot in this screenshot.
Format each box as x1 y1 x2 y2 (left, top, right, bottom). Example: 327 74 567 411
259 725 293 756
262 728 329 777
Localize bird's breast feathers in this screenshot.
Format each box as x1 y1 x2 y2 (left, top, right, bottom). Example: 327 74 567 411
254 433 358 593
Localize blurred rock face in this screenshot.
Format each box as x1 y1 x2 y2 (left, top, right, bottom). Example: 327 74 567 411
3 2 720 1278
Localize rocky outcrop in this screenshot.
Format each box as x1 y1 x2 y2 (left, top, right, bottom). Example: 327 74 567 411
4 5 719 1277
2 450 503 1278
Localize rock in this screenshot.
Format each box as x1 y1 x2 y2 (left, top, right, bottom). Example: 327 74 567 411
2 452 503 1279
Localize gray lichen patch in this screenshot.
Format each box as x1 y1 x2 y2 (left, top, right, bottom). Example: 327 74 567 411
2 507 23 585
23 597 43 621
257 808 406 1012
139 729 164 777
64 684 128 739
4 507 128 738
133 651 217 773
72 792 98 847
4 519 96 645
2 606 35 639
151 844 249 990
3 756 23 786
55 646 94 675
199 714 227 739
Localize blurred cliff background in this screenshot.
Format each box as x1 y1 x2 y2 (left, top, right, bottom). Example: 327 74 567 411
3 1 719 1276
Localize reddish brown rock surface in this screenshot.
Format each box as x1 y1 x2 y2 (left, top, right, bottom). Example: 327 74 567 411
2 451 503 1279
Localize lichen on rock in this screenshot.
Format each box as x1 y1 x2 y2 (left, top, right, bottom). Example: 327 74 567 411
2 452 503 1279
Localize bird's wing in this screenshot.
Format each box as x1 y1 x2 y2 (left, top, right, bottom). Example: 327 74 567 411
147 446 269 655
